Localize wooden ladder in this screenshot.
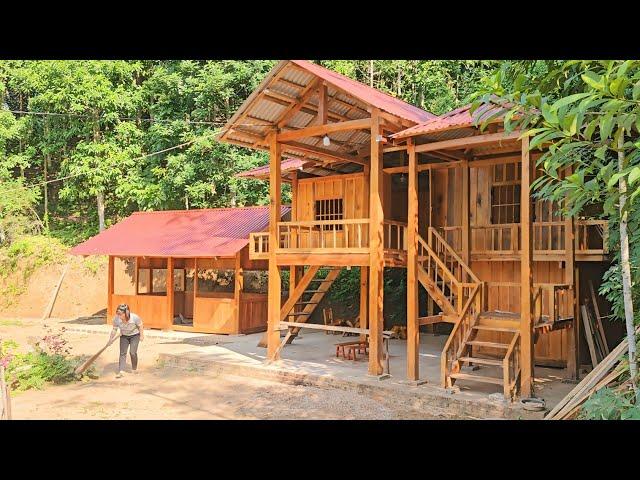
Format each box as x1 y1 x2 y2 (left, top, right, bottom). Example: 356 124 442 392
257 266 342 348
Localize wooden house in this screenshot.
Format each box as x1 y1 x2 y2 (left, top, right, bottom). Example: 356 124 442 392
220 60 609 399
71 206 290 335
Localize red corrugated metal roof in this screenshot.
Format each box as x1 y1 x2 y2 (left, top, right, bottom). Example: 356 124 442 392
235 158 307 179
290 60 435 124
391 103 508 139
70 206 290 258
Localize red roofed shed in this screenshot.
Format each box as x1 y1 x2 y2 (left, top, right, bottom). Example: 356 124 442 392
71 206 290 334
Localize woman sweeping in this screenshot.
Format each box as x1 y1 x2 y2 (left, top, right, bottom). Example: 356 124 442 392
108 304 145 378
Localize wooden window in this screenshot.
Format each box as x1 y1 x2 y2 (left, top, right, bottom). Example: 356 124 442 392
314 198 343 231
491 162 521 224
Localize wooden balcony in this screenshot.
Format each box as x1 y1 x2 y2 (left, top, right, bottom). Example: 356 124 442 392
248 219 408 266
438 219 608 262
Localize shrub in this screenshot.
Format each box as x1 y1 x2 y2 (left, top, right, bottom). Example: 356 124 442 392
2 326 93 392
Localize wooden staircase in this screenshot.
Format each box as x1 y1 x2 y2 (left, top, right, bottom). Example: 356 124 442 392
416 227 522 400
257 266 341 349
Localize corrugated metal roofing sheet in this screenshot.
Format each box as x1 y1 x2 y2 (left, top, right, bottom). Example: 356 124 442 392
290 60 435 124
236 158 307 179
70 206 291 258
391 103 507 139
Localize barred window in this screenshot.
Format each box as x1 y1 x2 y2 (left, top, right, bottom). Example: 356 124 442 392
491 162 521 224
315 198 343 231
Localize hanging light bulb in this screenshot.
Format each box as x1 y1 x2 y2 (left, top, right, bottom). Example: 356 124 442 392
323 135 331 147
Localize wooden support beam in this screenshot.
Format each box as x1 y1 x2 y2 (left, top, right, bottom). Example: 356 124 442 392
368 108 384 376
414 131 521 153
277 118 372 143
520 136 534 397
383 161 462 174
107 256 114 320
359 266 368 343
317 83 328 126
462 160 470 270
281 141 368 166
277 79 321 129
407 138 419 381
167 257 174 330
234 252 243 331
267 133 282 361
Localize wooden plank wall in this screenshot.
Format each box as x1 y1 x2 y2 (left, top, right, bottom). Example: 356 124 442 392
297 172 367 221
425 157 569 365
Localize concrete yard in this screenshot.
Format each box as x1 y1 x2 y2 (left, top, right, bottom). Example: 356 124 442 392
2 315 575 419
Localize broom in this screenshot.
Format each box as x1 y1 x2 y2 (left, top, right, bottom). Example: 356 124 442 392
74 332 120 376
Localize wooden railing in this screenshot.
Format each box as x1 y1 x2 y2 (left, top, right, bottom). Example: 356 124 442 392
249 232 270 259
278 219 370 252
503 331 521 399
417 234 458 314
441 283 483 388
428 227 482 314
384 220 407 252
438 219 608 257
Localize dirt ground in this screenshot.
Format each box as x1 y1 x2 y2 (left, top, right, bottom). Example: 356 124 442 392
1 318 452 420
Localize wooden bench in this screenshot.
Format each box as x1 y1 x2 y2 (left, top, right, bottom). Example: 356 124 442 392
335 340 368 360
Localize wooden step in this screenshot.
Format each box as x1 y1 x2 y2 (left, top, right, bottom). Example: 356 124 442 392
473 325 518 333
303 289 327 294
466 340 510 349
286 311 313 316
295 301 319 305
449 372 503 385
458 356 503 366
310 279 334 283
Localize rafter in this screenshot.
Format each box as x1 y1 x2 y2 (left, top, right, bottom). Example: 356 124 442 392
281 141 368 166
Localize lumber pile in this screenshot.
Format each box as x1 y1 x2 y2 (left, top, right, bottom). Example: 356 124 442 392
580 280 610 368
546 324 640 420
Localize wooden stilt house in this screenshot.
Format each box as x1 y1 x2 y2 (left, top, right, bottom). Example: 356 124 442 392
220 60 609 399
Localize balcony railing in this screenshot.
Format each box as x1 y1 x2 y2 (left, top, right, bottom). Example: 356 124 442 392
248 219 407 258
439 219 608 258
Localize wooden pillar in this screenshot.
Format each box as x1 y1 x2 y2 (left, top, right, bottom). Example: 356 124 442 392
234 252 244 332
564 165 579 379
193 257 198 323
520 137 535 397
134 257 139 295
317 83 328 125
368 108 384 376
167 257 174 330
359 266 369 342
107 256 115 321
289 170 299 302
407 138 419 381
462 159 470 271
267 132 282 361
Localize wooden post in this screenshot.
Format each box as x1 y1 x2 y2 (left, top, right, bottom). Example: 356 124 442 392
134 257 139 295
359 266 368 342
193 257 198 323
267 132 282 361
317 83 328 126
234 252 243 332
462 160 470 273
520 137 535 397
289 170 299 302
368 109 384 376
564 165 579 379
167 257 174 330
107 256 115 321
407 138 419 381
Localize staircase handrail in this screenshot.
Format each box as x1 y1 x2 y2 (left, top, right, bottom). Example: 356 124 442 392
429 226 481 285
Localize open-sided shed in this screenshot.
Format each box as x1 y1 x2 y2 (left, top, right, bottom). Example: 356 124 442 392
71 206 290 334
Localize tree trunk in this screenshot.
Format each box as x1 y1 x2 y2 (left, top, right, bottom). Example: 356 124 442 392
97 192 105 232
617 133 638 400
369 60 374 88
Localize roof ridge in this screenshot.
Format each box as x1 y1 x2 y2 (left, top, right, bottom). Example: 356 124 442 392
290 60 436 120
131 205 291 215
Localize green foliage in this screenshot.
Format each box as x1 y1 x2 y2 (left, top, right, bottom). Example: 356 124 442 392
0 235 68 307
2 327 93 392
579 386 640 419
472 60 640 326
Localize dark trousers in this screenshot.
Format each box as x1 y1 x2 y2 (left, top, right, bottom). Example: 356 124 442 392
119 334 140 372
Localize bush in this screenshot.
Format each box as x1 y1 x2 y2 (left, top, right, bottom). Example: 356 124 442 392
1 326 93 392
579 387 640 420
